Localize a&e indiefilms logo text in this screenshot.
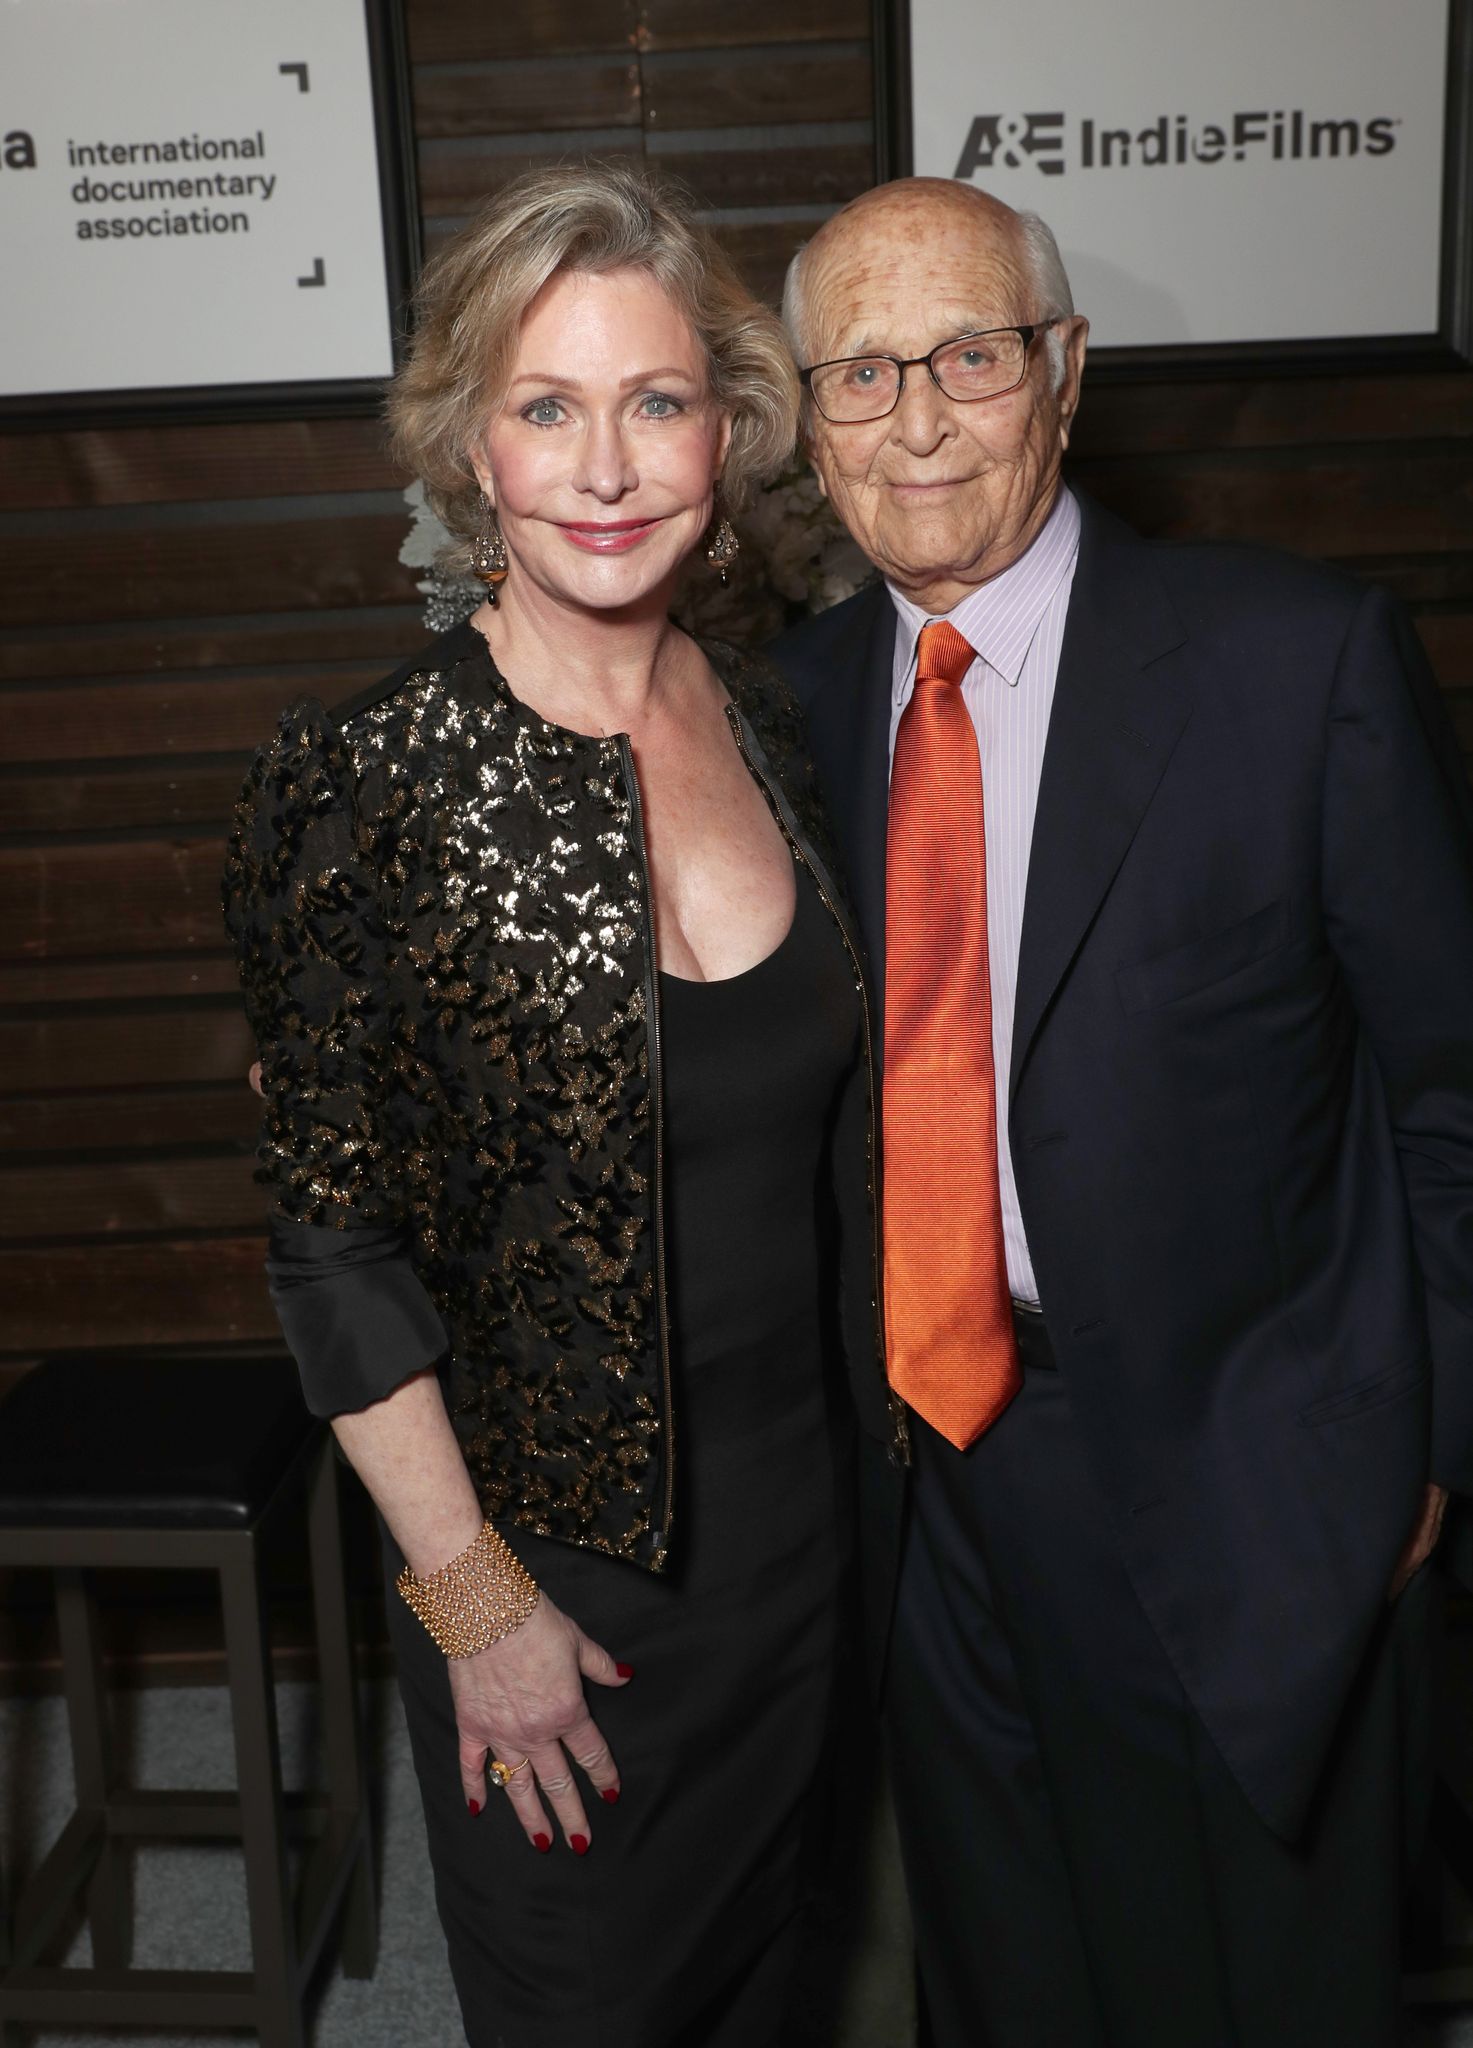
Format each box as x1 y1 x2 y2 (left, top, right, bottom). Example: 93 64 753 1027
955 107 1400 179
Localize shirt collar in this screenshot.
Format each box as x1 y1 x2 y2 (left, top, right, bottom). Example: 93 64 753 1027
886 485 1081 698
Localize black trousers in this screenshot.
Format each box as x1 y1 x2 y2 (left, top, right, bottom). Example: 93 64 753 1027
886 1321 1432 2048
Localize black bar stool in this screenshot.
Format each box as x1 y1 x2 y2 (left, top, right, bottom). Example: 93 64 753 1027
0 1355 377 2047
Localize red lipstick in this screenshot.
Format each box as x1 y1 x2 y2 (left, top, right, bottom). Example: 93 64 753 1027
558 518 662 554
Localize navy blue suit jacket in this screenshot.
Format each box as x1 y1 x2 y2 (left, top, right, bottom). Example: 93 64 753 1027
769 491 1473 1839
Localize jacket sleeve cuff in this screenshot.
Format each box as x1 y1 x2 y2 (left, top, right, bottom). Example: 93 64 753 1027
267 1220 448 1418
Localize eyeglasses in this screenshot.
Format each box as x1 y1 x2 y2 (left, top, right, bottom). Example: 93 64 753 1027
799 323 1059 424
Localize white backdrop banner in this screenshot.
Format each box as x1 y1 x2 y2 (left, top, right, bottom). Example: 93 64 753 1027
908 0 1450 348
0 0 398 399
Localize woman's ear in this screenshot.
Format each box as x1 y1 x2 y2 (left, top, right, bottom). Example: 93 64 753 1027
466 432 495 505
712 410 734 482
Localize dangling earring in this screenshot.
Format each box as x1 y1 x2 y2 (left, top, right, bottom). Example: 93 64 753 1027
704 499 740 586
471 492 509 602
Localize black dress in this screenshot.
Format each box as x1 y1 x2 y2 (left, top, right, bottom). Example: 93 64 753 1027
384 859 863 2048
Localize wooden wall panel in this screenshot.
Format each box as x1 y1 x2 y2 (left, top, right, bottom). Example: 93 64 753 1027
641 49 872 129
0 612 421 682
7 667 382 760
3 1239 276 1353
635 0 869 48
0 420 397 511
0 841 229 960
1 511 418 629
4 0 1468 1404
412 59 641 138
405 0 637 66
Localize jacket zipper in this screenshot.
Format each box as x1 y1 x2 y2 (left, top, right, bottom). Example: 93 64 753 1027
724 706 909 1467
618 735 677 1550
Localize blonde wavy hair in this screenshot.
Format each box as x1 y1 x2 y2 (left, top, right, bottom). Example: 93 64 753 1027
388 161 799 577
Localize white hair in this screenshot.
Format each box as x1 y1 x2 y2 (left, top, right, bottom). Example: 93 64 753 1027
782 195 1075 392
1016 210 1073 387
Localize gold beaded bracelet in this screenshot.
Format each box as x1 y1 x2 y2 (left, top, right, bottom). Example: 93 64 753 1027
396 1521 540 1658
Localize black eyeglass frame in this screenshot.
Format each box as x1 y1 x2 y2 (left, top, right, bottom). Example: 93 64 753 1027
798 322 1061 422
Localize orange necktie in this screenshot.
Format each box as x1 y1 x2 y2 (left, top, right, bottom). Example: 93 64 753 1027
883 620 1020 1450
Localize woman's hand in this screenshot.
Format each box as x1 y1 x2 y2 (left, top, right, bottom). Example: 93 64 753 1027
449 1593 632 1853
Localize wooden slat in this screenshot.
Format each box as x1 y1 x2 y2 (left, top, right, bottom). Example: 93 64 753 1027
1076 455 1473 560
711 217 832 303
1444 688 1473 754
1416 613 1473 686
0 1088 257 1157
0 1155 263 1243
0 612 422 683
0 514 418 630
412 59 640 138
6 668 379 764
0 1009 253 1093
642 47 871 128
417 135 644 215
1 1237 275 1352
407 0 637 65
646 140 872 213
0 840 227 960
1 761 247 836
7 626 1462 832
636 0 869 49
1074 374 1473 459
0 955 239 1007
1348 557 1473 606
0 421 396 513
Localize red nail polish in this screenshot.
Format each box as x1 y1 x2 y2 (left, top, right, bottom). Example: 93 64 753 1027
616 1662 635 1679
601 1786 621 1805
533 1832 552 1853
570 1833 590 1856
468 1799 481 1817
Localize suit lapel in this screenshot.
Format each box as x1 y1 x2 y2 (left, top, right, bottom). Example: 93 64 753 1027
804 585 895 998
1010 503 1193 1107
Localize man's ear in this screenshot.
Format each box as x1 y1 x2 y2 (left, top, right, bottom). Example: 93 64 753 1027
1057 317 1089 452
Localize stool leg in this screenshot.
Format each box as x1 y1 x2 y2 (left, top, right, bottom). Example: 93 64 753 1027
219 1545 303 2048
54 1568 132 1970
307 1444 378 1980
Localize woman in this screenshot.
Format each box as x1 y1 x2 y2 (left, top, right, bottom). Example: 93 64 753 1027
223 163 901 2048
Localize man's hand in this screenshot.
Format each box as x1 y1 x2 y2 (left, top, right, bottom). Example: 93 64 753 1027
1388 1482 1448 1601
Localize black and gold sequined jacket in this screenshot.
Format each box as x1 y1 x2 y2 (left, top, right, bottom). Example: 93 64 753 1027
223 620 897 1571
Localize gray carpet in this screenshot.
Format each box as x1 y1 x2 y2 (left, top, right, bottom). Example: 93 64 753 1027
1 1680 462 2047
0 1677 915 2047
1 1677 1469 2045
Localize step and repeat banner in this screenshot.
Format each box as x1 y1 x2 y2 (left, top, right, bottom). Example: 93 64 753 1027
0 0 417 420
892 0 1469 362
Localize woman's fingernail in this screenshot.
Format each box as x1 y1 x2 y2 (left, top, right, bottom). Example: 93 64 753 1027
467 1799 481 1817
570 1833 590 1856
601 1786 621 1805
616 1662 635 1679
533 1832 552 1853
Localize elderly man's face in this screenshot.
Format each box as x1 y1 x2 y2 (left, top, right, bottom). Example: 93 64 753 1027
800 192 1088 611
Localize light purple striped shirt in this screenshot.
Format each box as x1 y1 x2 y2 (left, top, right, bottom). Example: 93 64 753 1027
886 484 1081 1306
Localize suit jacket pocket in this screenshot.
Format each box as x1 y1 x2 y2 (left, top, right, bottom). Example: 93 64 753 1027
1297 1355 1429 1429
1116 899 1287 1016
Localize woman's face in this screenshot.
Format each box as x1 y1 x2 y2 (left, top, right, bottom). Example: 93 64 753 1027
470 266 731 615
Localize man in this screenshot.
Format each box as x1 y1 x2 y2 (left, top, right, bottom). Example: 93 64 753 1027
770 177 1473 2046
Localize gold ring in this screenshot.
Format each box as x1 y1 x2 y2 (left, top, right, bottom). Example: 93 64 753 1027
488 1756 530 1791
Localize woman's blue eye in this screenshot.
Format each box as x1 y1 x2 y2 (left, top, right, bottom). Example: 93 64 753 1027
523 399 562 426
641 393 682 418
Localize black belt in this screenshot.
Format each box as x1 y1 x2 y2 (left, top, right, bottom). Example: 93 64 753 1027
1011 1301 1057 1371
